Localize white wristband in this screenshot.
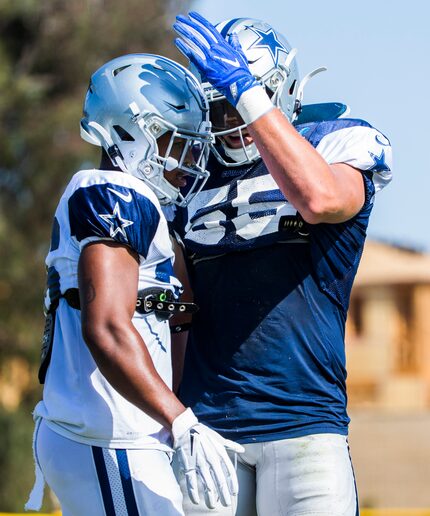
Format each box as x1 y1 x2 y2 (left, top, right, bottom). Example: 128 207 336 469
236 85 274 125
172 408 198 444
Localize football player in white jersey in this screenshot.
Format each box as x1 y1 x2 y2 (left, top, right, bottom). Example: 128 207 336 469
172 13 393 516
26 53 244 516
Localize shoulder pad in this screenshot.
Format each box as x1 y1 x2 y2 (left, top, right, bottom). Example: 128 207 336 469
294 102 349 125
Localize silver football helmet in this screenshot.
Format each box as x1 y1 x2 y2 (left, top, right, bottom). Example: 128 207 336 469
80 54 212 206
197 18 326 167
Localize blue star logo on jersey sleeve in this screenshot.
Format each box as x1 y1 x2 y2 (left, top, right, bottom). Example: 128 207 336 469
247 26 287 65
368 149 390 172
69 183 161 257
99 202 134 238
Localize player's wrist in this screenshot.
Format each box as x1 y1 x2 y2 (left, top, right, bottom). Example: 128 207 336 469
172 407 198 444
225 73 259 107
235 85 275 125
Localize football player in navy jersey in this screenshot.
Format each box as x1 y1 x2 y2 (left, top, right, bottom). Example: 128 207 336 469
173 13 393 516
26 54 244 516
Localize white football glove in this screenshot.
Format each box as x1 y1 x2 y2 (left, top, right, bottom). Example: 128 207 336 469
172 408 244 509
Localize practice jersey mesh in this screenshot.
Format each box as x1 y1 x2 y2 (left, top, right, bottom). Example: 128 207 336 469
175 119 392 443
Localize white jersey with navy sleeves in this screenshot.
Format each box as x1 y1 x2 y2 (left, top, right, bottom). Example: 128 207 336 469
34 168 181 449
174 118 393 444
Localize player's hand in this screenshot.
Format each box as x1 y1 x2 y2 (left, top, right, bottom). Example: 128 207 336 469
173 11 259 106
172 408 244 509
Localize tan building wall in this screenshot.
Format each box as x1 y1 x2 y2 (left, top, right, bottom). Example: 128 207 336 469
345 242 430 506
346 241 430 411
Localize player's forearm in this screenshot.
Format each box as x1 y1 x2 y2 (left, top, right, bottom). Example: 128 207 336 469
82 320 186 430
247 107 343 224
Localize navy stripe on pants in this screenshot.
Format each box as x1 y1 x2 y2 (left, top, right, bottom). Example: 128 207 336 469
116 449 139 516
92 446 116 516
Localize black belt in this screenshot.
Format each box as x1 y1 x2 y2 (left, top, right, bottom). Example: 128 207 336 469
60 288 198 319
39 287 196 385
134 288 198 318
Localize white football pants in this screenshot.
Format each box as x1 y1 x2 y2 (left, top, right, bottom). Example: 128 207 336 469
174 433 358 516
31 419 184 516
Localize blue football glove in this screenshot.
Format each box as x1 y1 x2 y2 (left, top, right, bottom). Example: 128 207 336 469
173 11 259 106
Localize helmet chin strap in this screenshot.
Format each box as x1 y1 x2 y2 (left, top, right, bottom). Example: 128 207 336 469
88 116 180 206
137 158 181 206
80 120 102 146
223 142 260 164
128 101 180 204
87 121 128 173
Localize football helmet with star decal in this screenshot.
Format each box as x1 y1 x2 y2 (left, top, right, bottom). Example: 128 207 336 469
194 18 326 167
80 54 212 206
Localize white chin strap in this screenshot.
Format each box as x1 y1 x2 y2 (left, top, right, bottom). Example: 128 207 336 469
86 121 129 173
152 176 180 206
137 159 180 206
84 118 180 205
223 142 260 164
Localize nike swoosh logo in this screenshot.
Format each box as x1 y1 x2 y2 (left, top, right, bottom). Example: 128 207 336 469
213 55 240 67
107 188 133 202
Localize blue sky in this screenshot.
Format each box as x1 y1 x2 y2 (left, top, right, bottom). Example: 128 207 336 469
188 0 430 251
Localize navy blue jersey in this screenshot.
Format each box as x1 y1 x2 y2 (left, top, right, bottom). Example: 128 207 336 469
174 118 392 443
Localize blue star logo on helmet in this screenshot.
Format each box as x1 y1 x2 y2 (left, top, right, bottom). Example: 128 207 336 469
247 26 287 65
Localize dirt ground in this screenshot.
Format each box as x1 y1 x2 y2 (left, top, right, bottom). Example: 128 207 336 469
348 410 430 508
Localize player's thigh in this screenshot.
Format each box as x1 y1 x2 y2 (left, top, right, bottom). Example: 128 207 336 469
235 456 257 516
172 452 257 516
36 420 184 516
256 434 358 516
126 448 184 514
36 420 108 516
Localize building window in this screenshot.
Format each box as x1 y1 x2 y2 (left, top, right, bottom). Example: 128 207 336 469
348 293 365 339
394 286 415 373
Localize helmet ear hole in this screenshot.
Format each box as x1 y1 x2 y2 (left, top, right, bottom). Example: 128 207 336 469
113 125 135 142
289 80 297 95
265 86 275 99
